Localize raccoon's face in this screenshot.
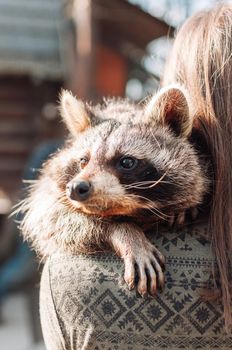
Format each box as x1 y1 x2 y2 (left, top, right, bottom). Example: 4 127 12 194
55 86 208 219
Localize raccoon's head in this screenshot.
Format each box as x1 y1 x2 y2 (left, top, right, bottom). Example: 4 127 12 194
53 86 208 219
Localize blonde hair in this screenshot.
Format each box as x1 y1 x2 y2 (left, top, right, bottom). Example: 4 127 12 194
163 4 232 329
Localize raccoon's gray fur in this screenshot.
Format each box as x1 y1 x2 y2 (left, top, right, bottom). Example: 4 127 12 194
19 86 209 296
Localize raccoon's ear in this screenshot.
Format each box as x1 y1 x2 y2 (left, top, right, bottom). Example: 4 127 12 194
60 90 91 136
145 85 193 138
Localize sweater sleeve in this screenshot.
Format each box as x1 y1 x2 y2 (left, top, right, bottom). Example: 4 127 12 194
39 224 232 350
40 258 67 350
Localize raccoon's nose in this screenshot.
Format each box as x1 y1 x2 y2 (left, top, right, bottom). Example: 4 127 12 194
66 180 92 202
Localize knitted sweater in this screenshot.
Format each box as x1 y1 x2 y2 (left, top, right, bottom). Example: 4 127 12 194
40 223 232 350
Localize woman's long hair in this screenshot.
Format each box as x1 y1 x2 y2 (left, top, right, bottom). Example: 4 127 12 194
163 4 232 329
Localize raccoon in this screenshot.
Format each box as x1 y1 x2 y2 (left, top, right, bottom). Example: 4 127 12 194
20 86 209 297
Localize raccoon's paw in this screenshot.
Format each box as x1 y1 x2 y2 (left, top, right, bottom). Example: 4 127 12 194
168 207 199 227
123 244 165 297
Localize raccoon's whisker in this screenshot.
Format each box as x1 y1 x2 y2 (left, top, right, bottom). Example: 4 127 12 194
145 207 167 220
138 95 150 106
124 171 170 190
143 204 168 220
10 198 28 217
144 204 172 220
12 198 27 209
144 202 174 218
137 195 173 219
124 179 171 187
126 193 169 220
10 207 22 217
124 181 172 190
150 129 162 150
126 193 156 208
128 179 171 185
22 179 38 184
144 171 168 188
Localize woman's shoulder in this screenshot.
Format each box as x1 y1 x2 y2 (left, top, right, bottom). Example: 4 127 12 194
46 221 214 285
40 222 232 350
43 222 214 294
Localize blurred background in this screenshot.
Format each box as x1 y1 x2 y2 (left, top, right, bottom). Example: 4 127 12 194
0 0 228 349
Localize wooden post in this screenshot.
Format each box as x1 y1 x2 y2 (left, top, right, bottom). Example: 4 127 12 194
71 0 95 99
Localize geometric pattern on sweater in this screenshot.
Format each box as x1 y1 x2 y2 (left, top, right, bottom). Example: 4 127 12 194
40 223 232 350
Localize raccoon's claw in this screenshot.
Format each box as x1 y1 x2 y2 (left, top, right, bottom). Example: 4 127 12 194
124 257 136 290
168 207 199 227
168 210 186 227
123 243 165 297
176 211 185 226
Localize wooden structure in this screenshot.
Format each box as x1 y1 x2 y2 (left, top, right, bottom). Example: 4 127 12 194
0 0 174 203
71 0 174 99
0 0 67 202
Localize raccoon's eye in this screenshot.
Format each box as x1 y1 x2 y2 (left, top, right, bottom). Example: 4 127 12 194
80 157 89 169
118 156 138 171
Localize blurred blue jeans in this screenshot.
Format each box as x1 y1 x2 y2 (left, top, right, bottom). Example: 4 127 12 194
0 140 63 299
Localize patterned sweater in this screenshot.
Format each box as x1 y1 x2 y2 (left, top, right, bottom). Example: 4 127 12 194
40 223 232 350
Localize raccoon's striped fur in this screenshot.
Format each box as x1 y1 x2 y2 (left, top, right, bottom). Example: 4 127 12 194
19 86 209 296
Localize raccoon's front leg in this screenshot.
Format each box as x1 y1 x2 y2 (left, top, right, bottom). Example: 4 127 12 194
108 223 165 297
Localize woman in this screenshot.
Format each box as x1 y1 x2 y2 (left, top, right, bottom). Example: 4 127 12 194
163 3 232 330
40 4 232 349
